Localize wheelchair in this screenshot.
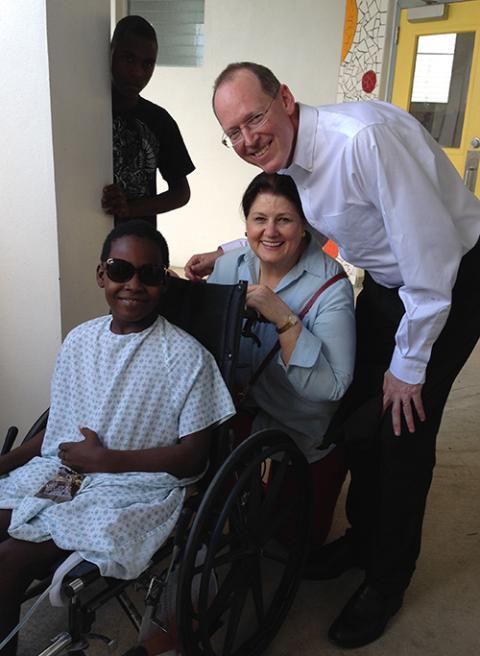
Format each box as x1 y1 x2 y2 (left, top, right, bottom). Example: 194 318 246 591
2 277 312 656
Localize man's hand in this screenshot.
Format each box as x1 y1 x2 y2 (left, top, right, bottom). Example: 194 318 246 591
58 428 108 473
184 248 223 281
102 184 130 218
383 370 426 437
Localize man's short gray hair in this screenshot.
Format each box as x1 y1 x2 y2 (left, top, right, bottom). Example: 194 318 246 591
213 62 280 105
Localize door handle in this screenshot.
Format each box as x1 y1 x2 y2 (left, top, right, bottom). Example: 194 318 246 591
470 137 480 149
463 151 480 193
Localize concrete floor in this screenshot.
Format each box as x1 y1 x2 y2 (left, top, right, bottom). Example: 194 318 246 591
273 343 480 656
17 344 480 656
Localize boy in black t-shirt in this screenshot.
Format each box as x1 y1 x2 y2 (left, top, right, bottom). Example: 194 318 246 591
102 16 195 226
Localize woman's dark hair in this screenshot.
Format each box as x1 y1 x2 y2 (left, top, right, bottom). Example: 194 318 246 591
100 220 170 268
111 15 157 49
241 173 306 221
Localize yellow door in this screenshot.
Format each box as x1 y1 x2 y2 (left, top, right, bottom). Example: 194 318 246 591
391 0 480 197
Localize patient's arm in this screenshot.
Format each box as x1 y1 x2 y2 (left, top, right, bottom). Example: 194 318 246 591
0 430 45 476
59 427 211 479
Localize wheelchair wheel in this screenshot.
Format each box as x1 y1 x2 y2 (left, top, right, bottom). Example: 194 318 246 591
177 429 312 656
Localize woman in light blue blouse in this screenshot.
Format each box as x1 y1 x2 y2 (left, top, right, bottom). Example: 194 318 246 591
208 173 356 554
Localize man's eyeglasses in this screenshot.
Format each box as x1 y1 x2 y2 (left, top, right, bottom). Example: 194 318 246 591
104 258 167 286
221 93 277 149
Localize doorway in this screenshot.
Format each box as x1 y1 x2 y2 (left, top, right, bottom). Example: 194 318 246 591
391 0 480 197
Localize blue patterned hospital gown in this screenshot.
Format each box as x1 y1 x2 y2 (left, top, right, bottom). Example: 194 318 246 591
0 316 235 579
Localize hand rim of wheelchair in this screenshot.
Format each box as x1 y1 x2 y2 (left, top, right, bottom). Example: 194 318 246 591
177 428 312 656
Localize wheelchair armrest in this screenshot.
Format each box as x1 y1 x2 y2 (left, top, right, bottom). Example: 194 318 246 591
59 558 102 601
173 492 201 549
1 426 18 455
53 495 202 604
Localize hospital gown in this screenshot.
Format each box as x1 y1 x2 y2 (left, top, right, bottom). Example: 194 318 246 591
0 315 235 579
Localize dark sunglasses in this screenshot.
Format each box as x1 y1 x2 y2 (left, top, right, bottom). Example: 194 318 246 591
104 258 167 286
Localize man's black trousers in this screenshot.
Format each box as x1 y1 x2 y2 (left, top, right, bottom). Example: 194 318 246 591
341 238 480 595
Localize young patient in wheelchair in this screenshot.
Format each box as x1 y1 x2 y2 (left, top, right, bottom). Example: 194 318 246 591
0 220 235 656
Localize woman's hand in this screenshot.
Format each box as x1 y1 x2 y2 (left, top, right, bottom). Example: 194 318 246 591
383 370 426 437
246 285 292 328
58 427 108 473
246 285 302 364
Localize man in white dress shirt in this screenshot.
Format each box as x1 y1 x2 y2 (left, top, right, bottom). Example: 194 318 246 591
187 62 480 648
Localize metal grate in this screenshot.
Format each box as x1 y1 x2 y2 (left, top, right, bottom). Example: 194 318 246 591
128 0 204 67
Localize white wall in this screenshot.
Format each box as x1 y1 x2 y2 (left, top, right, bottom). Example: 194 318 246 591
1 1 61 438
138 0 346 266
0 0 111 439
47 0 113 336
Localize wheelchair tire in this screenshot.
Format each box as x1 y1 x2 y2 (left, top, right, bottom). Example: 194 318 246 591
177 429 312 656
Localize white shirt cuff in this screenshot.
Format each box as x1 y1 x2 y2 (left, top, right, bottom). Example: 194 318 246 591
220 238 247 253
389 348 427 385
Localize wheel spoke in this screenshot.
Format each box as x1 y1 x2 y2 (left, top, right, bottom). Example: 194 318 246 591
249 554 265 624
246 465 264 529
204 562 243 630
228 502 250 544
222 581 249 656
261 498 296 542
261 547 289 565
189 534 251 577
210 545 255 569
259 453 290 526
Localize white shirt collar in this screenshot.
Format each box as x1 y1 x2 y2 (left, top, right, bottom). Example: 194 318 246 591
281 103 318 174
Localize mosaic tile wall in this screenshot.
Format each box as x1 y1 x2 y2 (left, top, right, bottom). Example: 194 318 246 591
337 0 390 102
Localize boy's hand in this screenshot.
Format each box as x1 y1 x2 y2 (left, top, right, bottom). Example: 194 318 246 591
58 427 108 473
102 184 130 218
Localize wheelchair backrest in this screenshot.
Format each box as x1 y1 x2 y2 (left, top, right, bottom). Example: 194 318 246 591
157 277 247 393
157 276 247 473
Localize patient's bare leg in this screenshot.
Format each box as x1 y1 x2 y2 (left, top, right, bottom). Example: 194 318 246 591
0 533 70 656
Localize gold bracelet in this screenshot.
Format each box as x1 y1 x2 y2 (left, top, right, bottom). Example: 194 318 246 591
276 314 299 334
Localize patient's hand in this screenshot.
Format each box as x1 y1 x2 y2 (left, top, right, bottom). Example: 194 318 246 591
58 428 107 473
185 248 223 280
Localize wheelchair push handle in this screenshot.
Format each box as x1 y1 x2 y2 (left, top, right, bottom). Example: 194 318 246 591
1 426 18 456
241 307 268 348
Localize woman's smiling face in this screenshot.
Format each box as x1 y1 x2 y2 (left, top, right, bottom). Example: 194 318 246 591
245 192 305 269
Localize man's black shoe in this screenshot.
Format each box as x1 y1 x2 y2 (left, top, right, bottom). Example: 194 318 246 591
303 535 363 580
328 581 404 648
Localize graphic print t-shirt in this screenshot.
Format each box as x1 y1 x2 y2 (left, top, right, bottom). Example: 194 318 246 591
113 97 195 225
